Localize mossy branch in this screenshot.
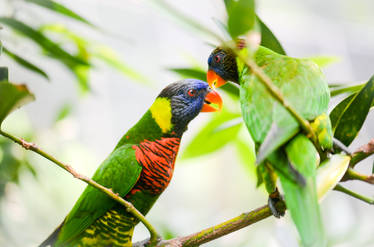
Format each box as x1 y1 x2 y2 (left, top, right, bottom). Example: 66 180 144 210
0 129 160 246
133 201 286 247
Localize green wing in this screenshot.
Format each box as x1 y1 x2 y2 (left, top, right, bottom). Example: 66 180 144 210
55 144 142 246
239 46 330 160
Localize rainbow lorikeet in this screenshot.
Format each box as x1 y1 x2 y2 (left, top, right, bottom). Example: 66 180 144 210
39 79 222 247
207 43 333 246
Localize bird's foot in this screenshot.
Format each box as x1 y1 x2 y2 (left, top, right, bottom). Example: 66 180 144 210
268 189 285 218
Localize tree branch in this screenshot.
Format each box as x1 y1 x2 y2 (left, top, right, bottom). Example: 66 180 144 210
342 168 374 184
350 138 374 168
0 129 160 245
133 201 286 247
334 184 374 205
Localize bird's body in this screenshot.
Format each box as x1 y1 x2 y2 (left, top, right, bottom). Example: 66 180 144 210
40 79 222 247
207 44 332 246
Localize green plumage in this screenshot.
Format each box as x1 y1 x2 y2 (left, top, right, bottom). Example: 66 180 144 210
237 46 331 246
52 111 162 247
238 46 331 160
41 79 218 247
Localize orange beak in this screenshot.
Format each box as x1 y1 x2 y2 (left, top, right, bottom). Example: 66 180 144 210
207 69 227 88
201 89 223 112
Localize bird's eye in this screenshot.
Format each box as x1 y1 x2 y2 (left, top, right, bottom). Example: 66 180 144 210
187 89 197 97
214 55 221 63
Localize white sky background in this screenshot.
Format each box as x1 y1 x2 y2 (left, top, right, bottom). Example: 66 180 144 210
0 0 373 246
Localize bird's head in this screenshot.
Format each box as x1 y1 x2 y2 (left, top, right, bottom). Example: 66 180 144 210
207 46 239 88
151 79 223 136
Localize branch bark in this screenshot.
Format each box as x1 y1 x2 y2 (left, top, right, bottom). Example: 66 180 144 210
133 201 286 247
0 129 160 245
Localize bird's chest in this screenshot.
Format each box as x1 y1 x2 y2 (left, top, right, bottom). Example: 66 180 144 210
130 137 181 195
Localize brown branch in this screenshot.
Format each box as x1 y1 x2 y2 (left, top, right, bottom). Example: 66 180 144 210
133 201 286 247
0 130 160 245
350 138 374 168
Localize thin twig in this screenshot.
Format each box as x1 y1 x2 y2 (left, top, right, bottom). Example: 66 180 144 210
133 201 286 247
0 130 160 245
350 138 374 168
342 168 374 184
334 184 374 205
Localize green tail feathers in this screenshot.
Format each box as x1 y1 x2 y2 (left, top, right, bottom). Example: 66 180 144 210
280 135 327 247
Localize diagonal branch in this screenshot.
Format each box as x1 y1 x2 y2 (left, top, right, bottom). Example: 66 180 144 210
350 138 374 168
133 201 286 247
0 129 160 245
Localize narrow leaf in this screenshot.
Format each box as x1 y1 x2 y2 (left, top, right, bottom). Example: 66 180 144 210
25 0 94 26
257 16 286 55
0 81 35 127
94 46 150 85
55 103 72 122
3 47 49 80
331 76 374 146
227 0 256 38
0 18 89 67
168 68 206 81
330 83 365 97
182 111 241 158
308 55 340 68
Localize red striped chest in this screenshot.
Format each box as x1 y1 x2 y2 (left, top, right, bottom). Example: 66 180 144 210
129 137 181 195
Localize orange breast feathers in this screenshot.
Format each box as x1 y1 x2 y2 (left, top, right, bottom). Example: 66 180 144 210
131 137 181 195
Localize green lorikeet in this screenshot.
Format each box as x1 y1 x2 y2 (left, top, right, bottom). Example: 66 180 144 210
39 79 222 247
207 43 333 246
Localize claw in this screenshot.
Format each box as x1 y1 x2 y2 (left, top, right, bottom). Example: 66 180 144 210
268 189 285 218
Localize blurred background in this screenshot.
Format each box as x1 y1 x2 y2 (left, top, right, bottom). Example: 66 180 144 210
0 0 373 246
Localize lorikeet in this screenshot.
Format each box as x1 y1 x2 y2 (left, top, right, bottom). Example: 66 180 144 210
207 43 332 246
39 79 222 247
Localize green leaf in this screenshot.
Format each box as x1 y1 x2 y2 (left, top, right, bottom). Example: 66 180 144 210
281 135 326 247
331 76 374 146
257 16 286 55
0 18 89 68
0 81 35 127
235 129 256 175
330 83 365 97
94 46 150 85
55 103 73 122
316 154 350 201
308 55 340 68
330 94 354 129
226 0 256 38
3 47 49 80
182 110 241 158
0 67 8 81
153 0 221 41
168 68 206 81
25 0 94 27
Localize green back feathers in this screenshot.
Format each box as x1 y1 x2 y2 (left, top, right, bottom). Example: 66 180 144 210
239 46 330 154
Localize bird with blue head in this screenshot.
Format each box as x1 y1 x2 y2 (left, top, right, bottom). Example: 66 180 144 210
40 79 222 247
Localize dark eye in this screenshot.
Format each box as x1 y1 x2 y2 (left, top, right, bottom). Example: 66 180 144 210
187 89 197 97
214 55 221 63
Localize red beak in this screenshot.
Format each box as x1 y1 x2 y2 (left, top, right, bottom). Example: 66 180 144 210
207 69 227 88
201 89 223 112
